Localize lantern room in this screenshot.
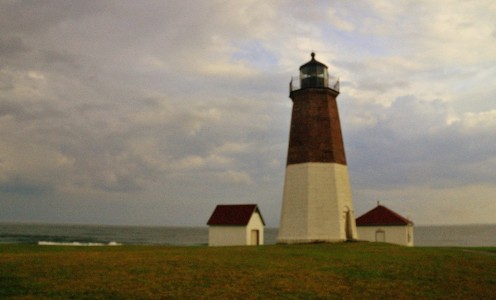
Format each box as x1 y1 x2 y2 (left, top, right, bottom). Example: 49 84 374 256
300 52 329 88
290 52 339 92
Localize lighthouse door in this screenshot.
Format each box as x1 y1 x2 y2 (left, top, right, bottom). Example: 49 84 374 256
345 210 353 240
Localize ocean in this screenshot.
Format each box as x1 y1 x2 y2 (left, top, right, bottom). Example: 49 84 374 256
1 223 495 247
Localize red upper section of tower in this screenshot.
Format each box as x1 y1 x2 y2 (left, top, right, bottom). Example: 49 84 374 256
286 53 346 166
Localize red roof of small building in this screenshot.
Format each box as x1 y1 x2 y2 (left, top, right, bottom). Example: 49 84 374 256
207 204 265 226
356 205 413 226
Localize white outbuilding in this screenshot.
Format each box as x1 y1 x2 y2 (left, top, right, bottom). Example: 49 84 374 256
207 204 265 247
356 204 414 247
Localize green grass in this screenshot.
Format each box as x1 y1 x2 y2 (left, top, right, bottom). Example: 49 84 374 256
1 243 495 299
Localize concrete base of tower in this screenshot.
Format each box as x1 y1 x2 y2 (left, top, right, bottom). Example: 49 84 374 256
277 162 358 243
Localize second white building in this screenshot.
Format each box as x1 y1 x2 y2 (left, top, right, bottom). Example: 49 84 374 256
356 204 414 247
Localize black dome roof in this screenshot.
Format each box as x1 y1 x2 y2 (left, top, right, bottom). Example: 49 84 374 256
299 52 327 70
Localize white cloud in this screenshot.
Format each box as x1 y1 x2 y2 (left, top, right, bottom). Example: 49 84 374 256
171 156 206 171
328 7 355 32
213 142 252 155
460 110 496 131
215 170 253 185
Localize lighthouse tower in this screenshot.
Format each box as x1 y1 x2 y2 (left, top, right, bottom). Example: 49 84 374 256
277 53 357 243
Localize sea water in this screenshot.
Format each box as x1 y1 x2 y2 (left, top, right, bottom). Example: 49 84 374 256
0 223 208 246
1 223 495 247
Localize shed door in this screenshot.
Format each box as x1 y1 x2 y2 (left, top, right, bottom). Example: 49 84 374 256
375 230 386 242
251 230 259 246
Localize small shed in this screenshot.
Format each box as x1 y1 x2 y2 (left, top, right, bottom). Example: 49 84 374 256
207 204 265 246
356 204 414 247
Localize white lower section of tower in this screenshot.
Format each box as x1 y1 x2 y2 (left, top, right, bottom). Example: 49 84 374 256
277 162 358 243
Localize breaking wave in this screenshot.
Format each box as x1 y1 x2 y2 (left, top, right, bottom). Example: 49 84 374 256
38 241 121 246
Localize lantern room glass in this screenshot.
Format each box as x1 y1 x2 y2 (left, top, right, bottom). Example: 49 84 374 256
300 63 329 88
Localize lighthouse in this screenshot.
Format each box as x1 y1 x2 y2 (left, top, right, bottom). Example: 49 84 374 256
277 53 357 243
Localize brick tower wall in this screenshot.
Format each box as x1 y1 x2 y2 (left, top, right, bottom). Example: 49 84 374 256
287 88 346 166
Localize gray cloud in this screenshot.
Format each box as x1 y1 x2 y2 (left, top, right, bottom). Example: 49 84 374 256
0 36 29 58
344 94 496 195
1 1 495 226
0 175 54 197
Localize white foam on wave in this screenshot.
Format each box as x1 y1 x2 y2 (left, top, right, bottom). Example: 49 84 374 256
38 241 121 246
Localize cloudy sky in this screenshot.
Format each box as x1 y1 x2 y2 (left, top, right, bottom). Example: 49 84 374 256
1 0 495 227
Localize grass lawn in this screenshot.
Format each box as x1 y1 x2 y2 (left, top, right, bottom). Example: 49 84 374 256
1 243 495 299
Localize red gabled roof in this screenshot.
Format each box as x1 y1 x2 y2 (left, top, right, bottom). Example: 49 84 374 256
356 205 413 226
207 204 265 226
